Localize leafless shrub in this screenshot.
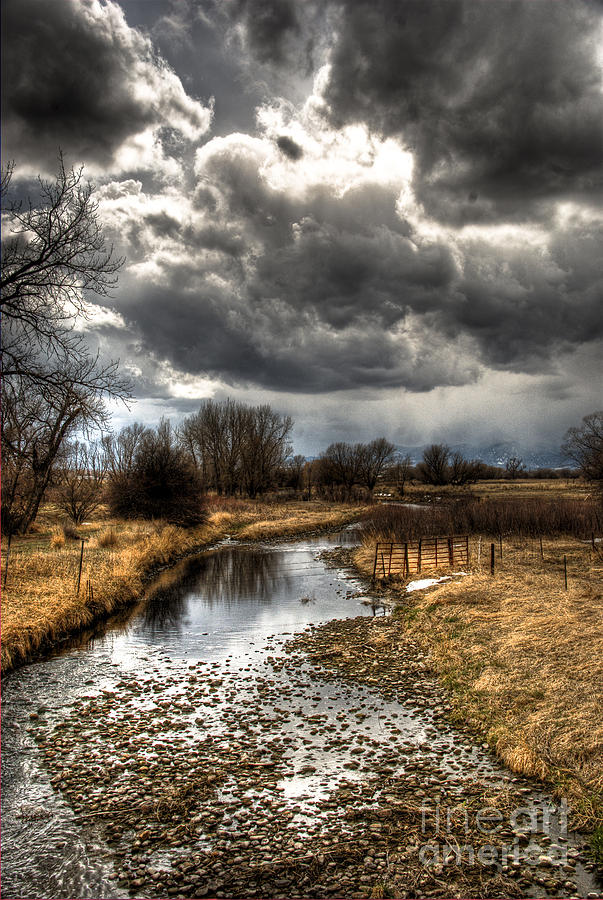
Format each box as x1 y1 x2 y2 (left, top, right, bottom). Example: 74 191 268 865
107 419 206 526
97 529 119 548
55 440 107 524
62 522 81 541
563 411 603 482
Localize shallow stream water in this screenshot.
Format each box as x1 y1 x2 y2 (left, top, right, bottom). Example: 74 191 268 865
1 529 600 899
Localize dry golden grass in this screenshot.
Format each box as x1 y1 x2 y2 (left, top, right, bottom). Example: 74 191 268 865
1 519 224 673
1 499 367 673
391 478 594 503
354 535 603 832
236 502 369 541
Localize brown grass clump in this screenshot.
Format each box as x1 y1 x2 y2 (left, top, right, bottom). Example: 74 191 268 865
49 529 65 549
354 535 603 833
96 528 119 548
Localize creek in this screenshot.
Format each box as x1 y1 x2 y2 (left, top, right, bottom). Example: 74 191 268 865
1 529 600 899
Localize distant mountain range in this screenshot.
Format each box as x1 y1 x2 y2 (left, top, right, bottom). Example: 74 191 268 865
396 441 566 470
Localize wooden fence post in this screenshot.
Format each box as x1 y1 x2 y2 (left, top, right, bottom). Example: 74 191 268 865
418 539 422 573
2 533 12 590
540 536 543 559
490 543 495 576
404 542 409 577
76 539 85 594
389 542 394 577
564 555 568 590
499 534 503 559
372 544 379 582
448 537 453 566
435 537 438 568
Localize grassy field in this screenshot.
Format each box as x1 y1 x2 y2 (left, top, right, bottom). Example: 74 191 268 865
378 477 595 503
1 498 368 674
354 526 603 848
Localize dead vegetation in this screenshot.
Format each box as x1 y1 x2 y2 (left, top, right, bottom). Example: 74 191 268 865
383 478 595 504
363 495 602 541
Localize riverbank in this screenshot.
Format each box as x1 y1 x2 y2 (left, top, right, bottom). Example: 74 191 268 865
0 500 368 674
350 534 603 857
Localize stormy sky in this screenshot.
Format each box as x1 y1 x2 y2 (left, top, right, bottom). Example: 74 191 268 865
2 0 602 454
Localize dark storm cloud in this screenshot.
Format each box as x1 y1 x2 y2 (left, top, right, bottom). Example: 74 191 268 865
120 275 478 394
104 134 602 396
232 0 603 225
229 0 299 64
1 0 211 172
276 135 304 160
324 0 603 223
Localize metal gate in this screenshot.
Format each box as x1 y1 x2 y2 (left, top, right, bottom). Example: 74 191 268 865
372 535 469 580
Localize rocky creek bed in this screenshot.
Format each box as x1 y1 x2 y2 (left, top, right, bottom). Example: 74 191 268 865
6 537 603 899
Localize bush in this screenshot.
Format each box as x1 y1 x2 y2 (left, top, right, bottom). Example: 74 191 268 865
106 420 206 527
50 529 65 548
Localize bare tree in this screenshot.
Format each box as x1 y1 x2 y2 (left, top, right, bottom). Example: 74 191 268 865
1 155 125 386
320 442 362 498
102 423 147 477
1 157 130 534
388 453 413 496
284 454 307 492
106 419 205 525
356 438 397 493
303 459 316 501
505 456 525 480
417 444 451 486
449 451 482 486
181 399 293 498
240 405 293 498
562 411 603 481
56 440 107 524
1 357 114 534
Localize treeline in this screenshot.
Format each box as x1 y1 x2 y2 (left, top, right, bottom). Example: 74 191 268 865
180 399 293 498
390 444 579 489
0 395 593 535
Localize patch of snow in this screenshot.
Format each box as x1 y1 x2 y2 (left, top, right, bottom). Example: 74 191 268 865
406 577 449 592
406 572 467 593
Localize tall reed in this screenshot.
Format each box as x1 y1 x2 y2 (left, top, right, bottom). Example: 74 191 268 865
364 497 602 542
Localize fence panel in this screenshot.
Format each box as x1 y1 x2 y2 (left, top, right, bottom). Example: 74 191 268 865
372 535 469 579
